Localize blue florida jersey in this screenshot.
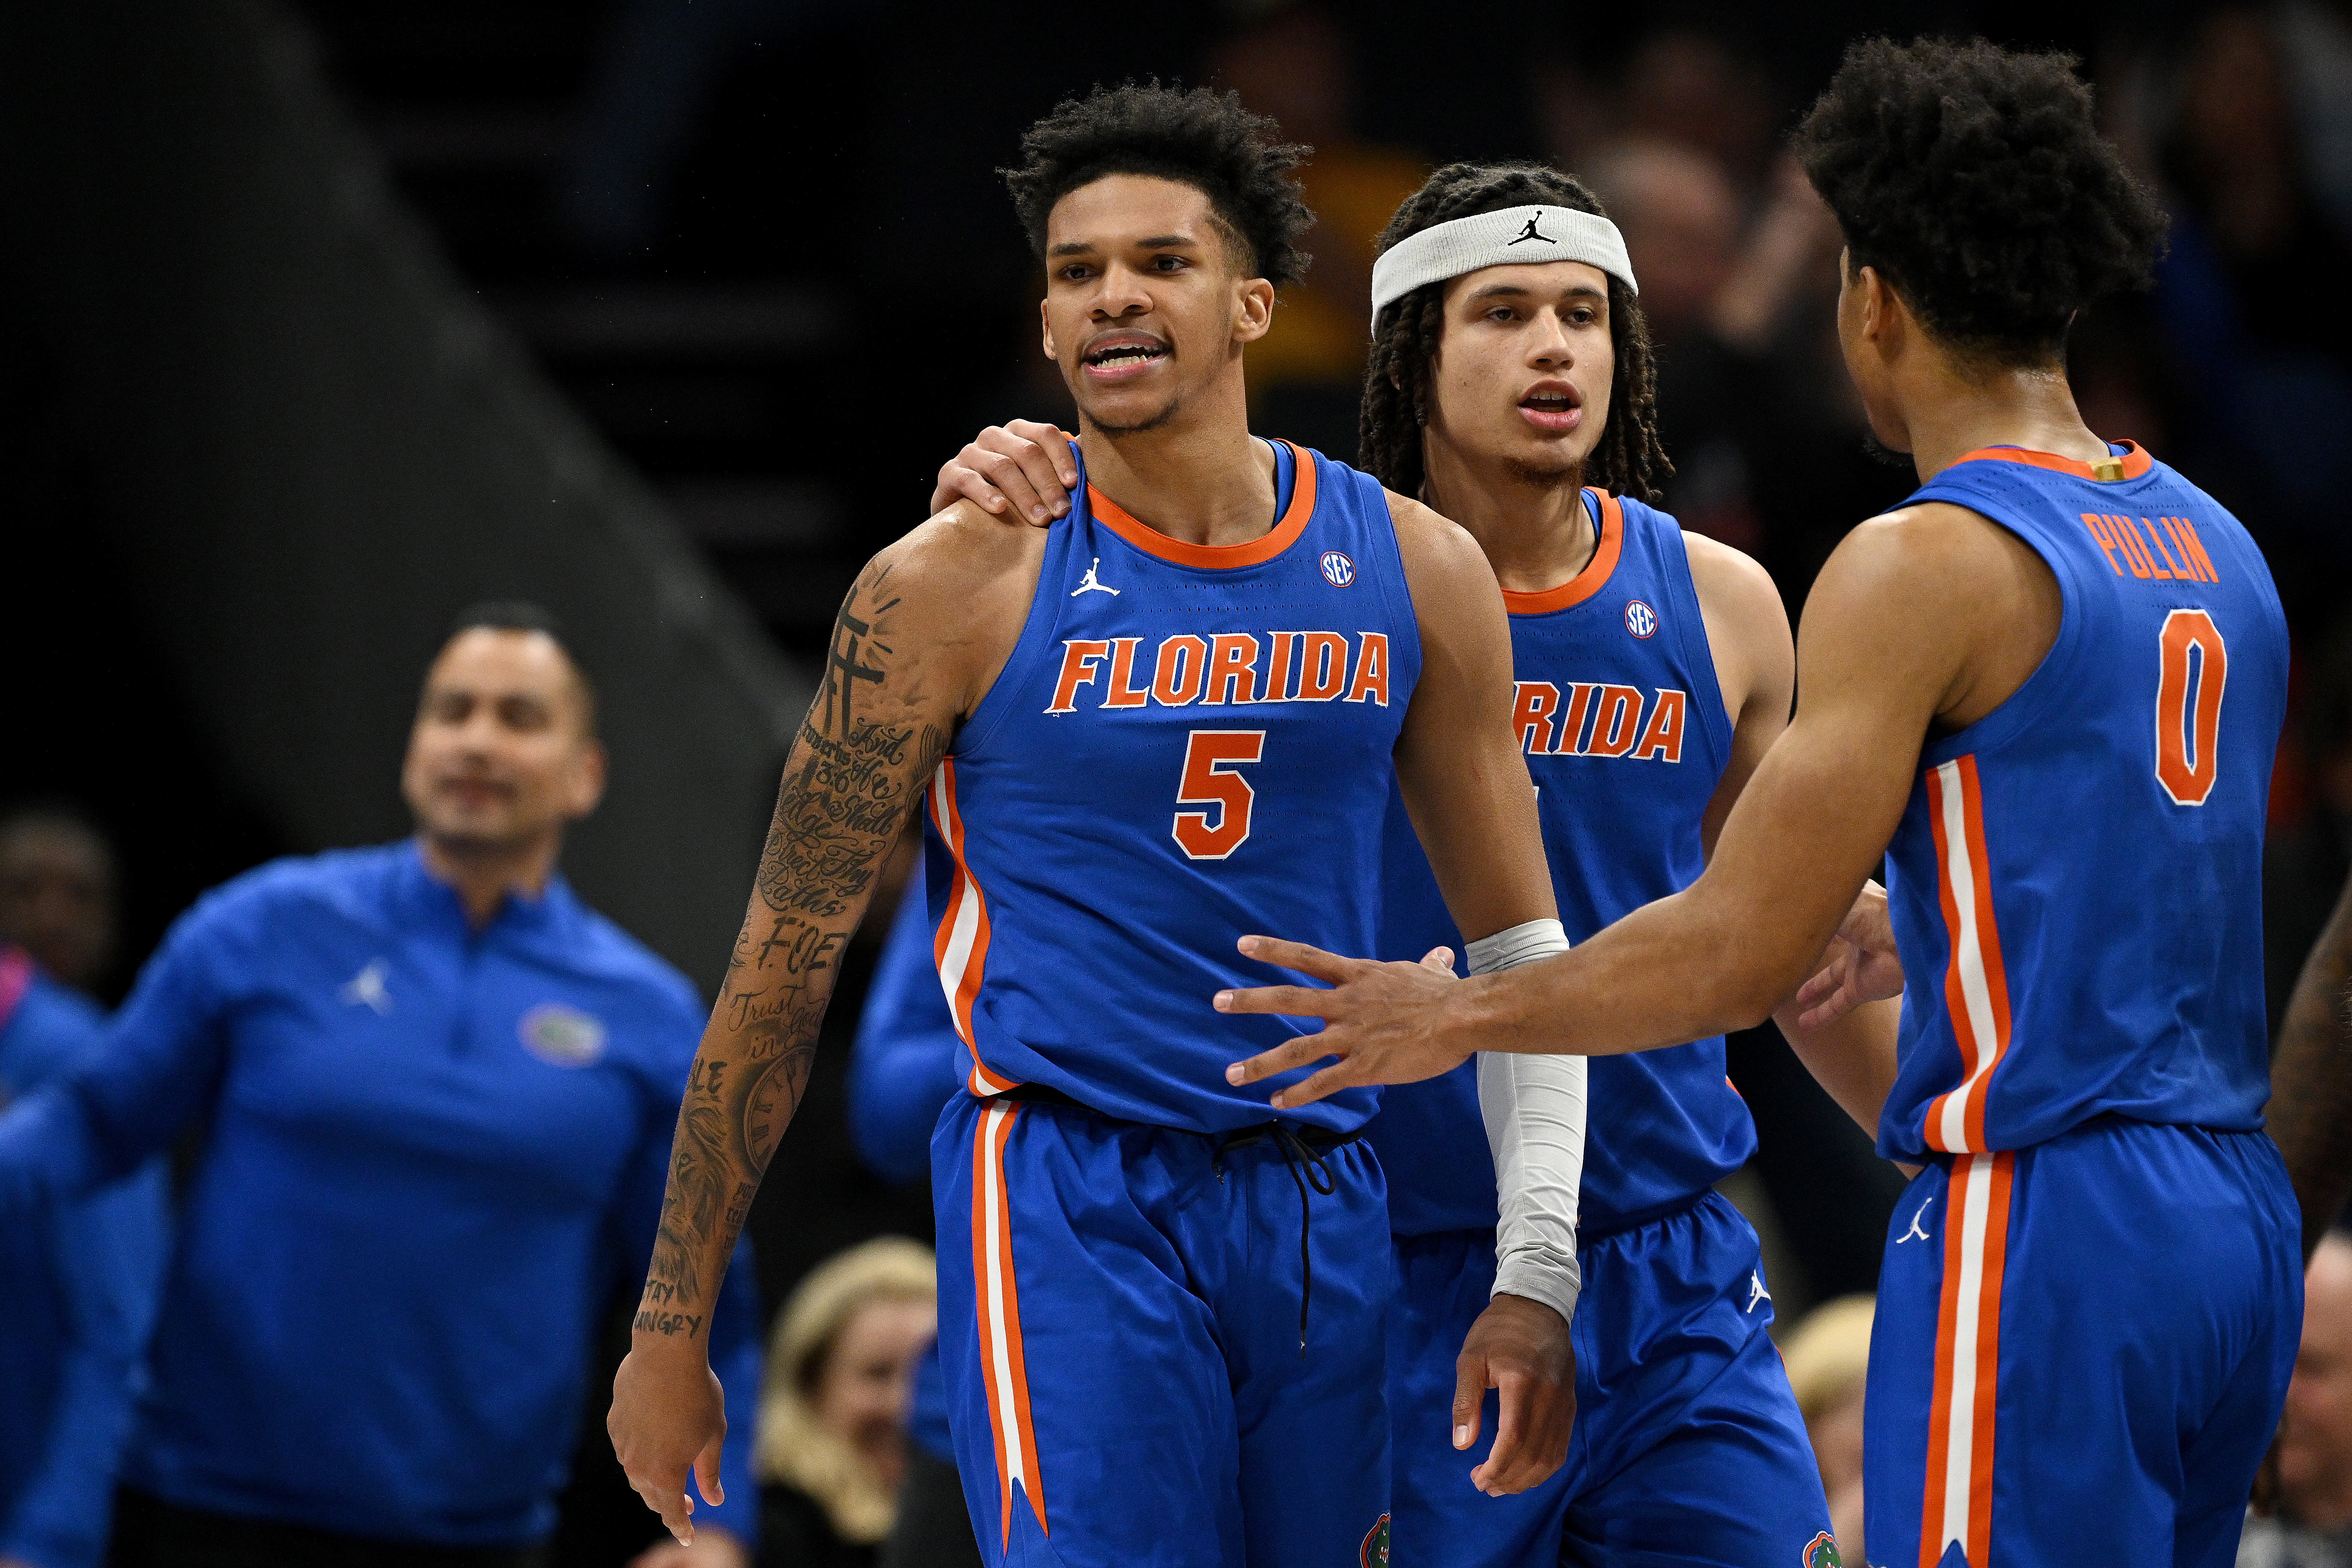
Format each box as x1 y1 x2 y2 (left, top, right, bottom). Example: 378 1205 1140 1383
1878 443 2288 1163
924 438 1420 1135
1368 489 1756 1235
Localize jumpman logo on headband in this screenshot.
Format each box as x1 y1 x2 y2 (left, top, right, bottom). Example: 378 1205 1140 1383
1508 216 1553 245
1896 1195 1934 1244
1071 557 1121 596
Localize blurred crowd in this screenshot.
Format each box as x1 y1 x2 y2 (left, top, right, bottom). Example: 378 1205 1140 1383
6 2 2352 1566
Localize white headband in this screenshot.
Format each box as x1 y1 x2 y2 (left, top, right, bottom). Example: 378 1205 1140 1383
1369 205 1638 326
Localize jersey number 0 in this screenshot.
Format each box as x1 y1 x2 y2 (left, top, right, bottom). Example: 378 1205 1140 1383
2155 608 2228 807
1173 730 1265 859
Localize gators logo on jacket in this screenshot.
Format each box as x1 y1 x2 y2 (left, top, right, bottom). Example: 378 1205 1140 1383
1801 1531 1842 1567
1360 1514 1390 1568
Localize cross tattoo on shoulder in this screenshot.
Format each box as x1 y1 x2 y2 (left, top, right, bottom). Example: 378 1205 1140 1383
821 603 889 735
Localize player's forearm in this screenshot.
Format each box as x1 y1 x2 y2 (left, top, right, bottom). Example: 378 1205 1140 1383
1449 879 1821 1058
636 909 841 1348
1774 994 1903 1142
636 560 951 1347
2269 872 2352 1261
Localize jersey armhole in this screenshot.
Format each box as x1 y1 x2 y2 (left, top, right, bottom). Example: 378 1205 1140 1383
945 503 1072 763
1906 481 2082 765
1657 514 1736 771
1364 461 1430 704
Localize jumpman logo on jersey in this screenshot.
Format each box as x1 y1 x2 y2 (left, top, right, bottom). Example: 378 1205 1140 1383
1070 557 1121 597
1507 216 1553 245
1745 1271 1772 1313
340 959 392 1015
1896 1195 1935 1243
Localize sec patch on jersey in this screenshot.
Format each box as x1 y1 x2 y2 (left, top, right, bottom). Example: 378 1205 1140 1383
1623 598 1657 638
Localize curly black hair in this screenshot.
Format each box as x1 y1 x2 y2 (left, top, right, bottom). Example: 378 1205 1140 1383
1001 82 1314 287
1359 162 1670 505
1791 37 2168 365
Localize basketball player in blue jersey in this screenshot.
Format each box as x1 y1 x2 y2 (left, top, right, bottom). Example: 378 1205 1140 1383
606 85 1581 1568
1221 39 2301 1568
933 161 1879 1566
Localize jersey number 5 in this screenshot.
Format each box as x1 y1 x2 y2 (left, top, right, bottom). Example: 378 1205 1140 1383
2155 608 2228 807
1173 730 1265 859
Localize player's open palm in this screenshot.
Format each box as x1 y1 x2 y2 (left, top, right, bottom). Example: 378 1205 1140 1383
1454 1292 1577 1496
609 1347 728 1546
1792 880 1903 1028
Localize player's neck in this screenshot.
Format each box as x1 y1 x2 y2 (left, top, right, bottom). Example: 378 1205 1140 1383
1075 376 1279 547
1422 446 1595 595
1894 359 2112 483
417 830 560 928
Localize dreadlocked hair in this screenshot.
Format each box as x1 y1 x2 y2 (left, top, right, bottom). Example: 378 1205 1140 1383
1002 81 1314 287
1359 162 1669 505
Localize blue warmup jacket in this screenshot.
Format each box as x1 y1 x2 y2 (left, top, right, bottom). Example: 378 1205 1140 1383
0 952 167 1568
847 891 967 1189
844 890 963 1463
0 842 761 1549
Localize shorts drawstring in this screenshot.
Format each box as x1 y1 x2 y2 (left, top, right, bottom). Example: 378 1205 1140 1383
1214 1121 1355 1355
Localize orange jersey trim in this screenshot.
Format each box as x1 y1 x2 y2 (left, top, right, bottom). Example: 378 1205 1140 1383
1085 438 1318 570
1920 1150 2014 1568
970 1102 1048 1545
929 759 1017 1097
1921 756 2014 1154
1948 439 2154 482
1501 489 1625 615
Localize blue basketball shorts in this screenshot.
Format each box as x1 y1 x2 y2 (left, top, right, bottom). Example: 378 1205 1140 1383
1865 1117 2300 1568
1388 1192 1833 1568
932 1091 1394 1568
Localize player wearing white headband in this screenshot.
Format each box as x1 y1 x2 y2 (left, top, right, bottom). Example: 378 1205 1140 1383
935 158 1880 1568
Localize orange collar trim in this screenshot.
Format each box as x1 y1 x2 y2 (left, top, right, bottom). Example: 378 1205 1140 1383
1086 440 1318 570
1501 489 1624 615
1950 440 2154 482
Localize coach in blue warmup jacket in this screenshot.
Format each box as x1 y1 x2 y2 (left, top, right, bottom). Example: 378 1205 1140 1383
0 607 760 1567
0 946 167 1568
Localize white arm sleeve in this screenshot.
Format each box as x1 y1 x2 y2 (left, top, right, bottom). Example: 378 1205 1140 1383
1468 919 1585 1326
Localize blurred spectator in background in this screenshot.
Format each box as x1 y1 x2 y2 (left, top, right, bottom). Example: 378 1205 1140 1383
849 891 978 1568
1207 5 1423 457
0 604 763 1568
2240 1231 2352 1566
1584 138 1760 551
2149 6 2352 622
0 942 166 1568
1582 139 1896 606
0 806 119 998
754 1239 937 1568
1780 1293 1874 1566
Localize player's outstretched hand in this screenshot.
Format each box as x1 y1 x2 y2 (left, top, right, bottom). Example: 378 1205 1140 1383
1455 1292 1577 1496
1217 935 1473 1108
1792 879 1903 1029
609 1344 728 1546
929 419 1075 524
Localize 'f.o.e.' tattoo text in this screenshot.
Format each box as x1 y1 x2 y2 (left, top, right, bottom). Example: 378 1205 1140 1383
641 562 953 1338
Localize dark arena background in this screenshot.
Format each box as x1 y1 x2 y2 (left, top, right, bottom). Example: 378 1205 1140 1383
2 3 2349 1565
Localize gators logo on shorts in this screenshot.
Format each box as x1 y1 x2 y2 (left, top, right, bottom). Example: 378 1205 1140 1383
1359 1514 1390 1568
1800 1531 1842 1567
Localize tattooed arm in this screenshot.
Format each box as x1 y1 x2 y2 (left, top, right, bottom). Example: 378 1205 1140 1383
2271 866 2352 1262
608 505 1044 1544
